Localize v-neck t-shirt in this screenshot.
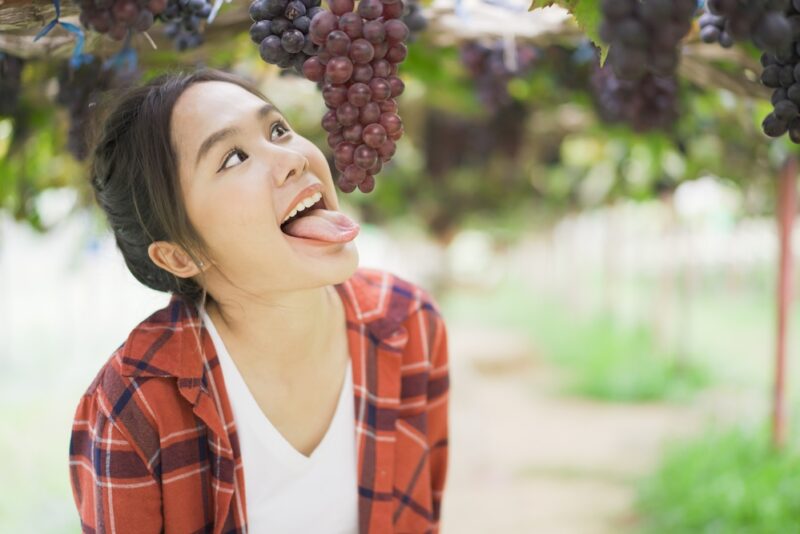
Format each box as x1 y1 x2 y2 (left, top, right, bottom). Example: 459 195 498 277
200 307 358 534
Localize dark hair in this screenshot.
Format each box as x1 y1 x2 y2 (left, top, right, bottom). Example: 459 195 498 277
89 68 270 305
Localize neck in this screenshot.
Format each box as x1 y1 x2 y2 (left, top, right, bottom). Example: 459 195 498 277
204 284 341 374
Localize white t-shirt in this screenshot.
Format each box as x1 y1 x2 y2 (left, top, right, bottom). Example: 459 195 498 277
201 307 359 534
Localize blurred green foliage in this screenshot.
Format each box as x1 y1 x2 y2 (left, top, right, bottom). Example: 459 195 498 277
637 425 800 533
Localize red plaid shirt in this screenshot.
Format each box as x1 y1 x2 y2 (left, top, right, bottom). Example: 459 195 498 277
68 267 450 533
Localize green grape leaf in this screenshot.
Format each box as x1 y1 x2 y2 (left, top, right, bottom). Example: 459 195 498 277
529 0 608 64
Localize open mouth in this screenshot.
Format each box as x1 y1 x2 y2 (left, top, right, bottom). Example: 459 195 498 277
279 196 327 235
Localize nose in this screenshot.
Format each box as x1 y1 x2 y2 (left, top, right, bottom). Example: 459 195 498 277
273 147 309 186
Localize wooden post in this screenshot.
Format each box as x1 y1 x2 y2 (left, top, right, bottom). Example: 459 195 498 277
773 155 798 450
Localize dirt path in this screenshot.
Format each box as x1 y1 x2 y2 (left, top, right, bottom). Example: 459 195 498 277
439 325 754 534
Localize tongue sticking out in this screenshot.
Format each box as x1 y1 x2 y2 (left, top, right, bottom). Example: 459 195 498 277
282 209 360 243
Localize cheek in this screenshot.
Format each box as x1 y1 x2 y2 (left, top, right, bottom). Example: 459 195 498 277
187 176 278 243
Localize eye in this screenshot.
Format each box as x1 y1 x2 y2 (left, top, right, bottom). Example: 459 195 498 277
219 120 291 171
272 119 291 140
219 147 247 171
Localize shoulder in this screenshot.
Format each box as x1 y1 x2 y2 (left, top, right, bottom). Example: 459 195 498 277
72 299 197 460
346 266 443 323
346 267 446 358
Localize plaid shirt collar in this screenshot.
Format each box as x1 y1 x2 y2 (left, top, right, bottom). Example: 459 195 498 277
117 272 410 392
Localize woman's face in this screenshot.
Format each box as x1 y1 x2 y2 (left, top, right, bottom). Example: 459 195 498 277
170 80 359 294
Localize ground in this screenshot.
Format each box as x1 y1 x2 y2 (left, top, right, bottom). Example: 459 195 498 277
439 324 756 534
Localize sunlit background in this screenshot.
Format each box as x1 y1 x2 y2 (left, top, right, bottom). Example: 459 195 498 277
3 0 800 532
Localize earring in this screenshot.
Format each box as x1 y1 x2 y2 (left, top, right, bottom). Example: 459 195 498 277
199 261 205 267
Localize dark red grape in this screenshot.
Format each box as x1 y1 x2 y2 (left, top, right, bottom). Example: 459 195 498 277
377 138 396 161
334 142 357 165
310 10 338 44
384 19 409 43
382 1 403 20
349 38 375 63
323 83 348 107
358 174 375 193
322 109 342 132
380 112 402 135
369 78 391 101
354 144 378 169
339 11 363 38
371 59 392 78
362 20 385 43
328 0 354 16
360 102 381 124
347 82 372 106
343 123 363 143
362 123 387 148
352 63 374 83
326 30 351 55
327 130 345 148
386 42 407 62
336 102 360 126
325 56 354 83
302 56 325 81
357 0 383 19
387 75 404 97
378 98 397 113
344 164 367 183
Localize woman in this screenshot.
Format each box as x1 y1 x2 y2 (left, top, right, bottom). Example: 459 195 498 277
68 68 450 534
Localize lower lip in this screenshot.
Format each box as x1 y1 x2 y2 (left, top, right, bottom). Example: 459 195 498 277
282 233 347 246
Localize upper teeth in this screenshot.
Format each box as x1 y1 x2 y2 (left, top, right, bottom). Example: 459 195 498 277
281 191 323 225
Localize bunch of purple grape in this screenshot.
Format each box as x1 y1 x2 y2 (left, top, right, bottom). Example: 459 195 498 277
760 1 800 141
55 59 140 161
250 0 325 73
698 9 734 48
300 0 409 194
598 0 696 81
459 41 538 113
0 53 24 117
78 0 167 41
591 62 680 132
402 0 426 42
704 0 793 55
56 58 121 160
158 0 213 51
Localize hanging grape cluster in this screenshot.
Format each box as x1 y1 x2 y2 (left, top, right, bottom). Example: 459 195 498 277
0 53 25 117
698 9 734 48
591 62 679 132
56 59 138 160
300 0 409 194
760 1 800 142
598 0 696 81
459 41 538 113
402 0 426 42
703 0 793 55
158 0 214 51
78 0 167 41
249 0 325 73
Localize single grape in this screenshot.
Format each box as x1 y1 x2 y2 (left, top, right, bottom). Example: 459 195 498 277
325 56 354 84
336 102 360 126
362 123 387 148
326 30 351 55
358 174 375 192
343 123 364 143
354 144 378 169
369 78 391 101
349 39 375 64
357 0 383 19
347 82 372 106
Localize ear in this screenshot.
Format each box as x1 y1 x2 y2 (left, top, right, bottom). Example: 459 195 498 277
148 241 204 279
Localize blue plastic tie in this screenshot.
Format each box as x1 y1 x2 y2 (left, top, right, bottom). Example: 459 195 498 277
33 0 94 69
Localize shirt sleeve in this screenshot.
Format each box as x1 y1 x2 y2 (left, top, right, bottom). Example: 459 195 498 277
68 387 163 534
426 305 450 531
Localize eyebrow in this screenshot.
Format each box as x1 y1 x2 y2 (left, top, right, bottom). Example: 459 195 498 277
194 103 276 170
